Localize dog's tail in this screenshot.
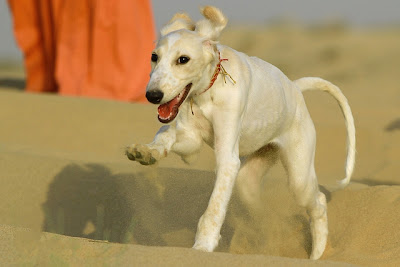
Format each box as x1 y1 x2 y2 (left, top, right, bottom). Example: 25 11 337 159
294 77 356 190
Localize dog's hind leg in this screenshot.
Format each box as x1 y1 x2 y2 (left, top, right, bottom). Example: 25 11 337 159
236 144 279 212
279 116 328 260
229 145 279 252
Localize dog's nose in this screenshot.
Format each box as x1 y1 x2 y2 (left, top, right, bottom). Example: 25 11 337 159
146 90 164 104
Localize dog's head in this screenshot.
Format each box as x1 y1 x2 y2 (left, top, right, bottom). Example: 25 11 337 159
146 6 227 123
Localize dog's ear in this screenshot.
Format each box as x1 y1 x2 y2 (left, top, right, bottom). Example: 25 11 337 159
161 13 195 36
195 6 227 40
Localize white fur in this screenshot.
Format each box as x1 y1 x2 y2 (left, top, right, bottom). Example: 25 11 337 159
126 6 356 260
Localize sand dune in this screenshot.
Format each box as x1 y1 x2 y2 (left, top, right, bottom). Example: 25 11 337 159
1 26 399 266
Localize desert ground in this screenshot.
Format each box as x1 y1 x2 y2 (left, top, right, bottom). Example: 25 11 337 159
1 24 399 266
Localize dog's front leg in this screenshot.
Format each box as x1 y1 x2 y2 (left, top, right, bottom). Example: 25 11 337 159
193 108 241 252
126 125 176 165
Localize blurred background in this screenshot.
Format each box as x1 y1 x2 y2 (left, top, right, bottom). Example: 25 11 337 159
1 0 400 64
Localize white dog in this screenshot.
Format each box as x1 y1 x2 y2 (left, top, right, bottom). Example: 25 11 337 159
126 6 355 260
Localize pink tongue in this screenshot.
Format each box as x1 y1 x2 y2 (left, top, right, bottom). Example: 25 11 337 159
158 96 179 119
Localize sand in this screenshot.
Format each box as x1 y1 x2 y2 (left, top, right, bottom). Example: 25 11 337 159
0 25 399 266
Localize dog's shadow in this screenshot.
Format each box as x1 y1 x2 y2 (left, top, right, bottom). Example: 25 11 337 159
42 164 217 247
42 163 311 257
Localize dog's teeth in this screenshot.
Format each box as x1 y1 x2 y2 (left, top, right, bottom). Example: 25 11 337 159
177 91 184 100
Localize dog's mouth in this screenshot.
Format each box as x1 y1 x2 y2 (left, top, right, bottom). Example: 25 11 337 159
157 83 192 123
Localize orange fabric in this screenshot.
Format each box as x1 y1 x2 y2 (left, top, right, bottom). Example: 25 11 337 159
8 0 155 102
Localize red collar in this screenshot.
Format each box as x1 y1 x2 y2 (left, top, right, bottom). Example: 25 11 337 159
190 51 235 115
198 51 229 95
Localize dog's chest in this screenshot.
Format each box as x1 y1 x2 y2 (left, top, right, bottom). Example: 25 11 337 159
192 94 286 154
238 97 291 156
238 119 277 156
189 102 214 145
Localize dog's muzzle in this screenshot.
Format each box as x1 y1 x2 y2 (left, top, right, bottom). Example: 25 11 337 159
146 90 164 104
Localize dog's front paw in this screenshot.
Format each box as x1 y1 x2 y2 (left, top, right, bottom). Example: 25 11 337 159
125 144 161 165
192 242 212 252
192 235 220 252
192 214 221 252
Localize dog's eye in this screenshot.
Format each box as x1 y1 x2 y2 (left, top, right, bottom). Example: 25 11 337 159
151 53 158 62
177 56 190 65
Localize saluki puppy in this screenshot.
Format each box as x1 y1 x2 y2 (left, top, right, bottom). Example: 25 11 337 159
126 6 355 260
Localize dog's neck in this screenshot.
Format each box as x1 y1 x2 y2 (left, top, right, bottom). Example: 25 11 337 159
199 52 227 95
189 50 236 115
197 51 235 95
